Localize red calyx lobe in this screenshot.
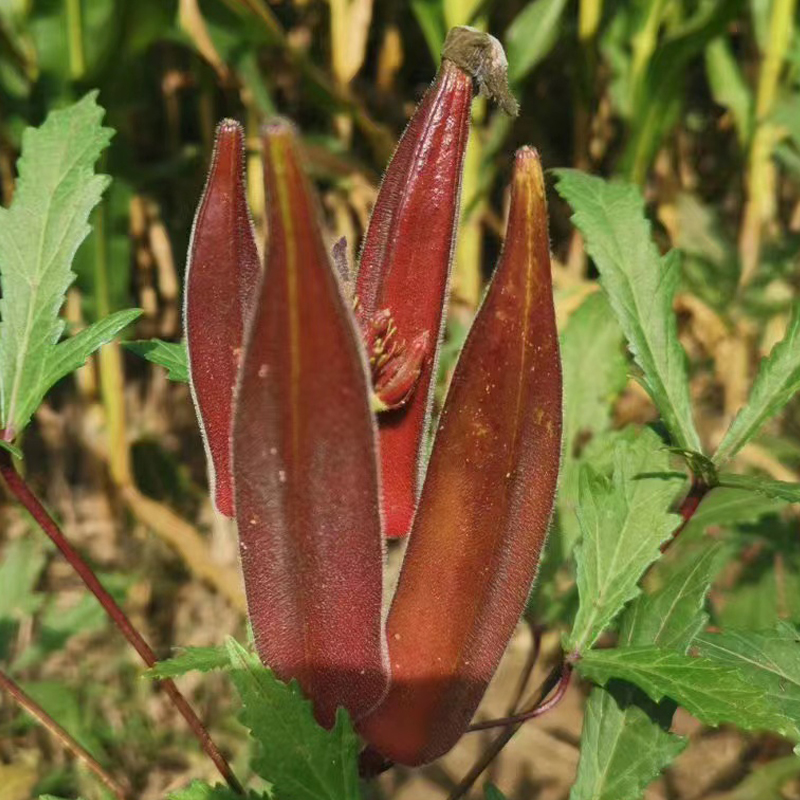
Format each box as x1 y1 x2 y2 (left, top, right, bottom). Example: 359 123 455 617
355 58 473 538
233 121 388 727
184 120 260 518
358 148 563 766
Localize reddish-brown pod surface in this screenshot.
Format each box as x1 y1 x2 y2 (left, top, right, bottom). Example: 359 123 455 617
233 121 388 727
359 149 562 765
355 27 516 539
184 120 260 518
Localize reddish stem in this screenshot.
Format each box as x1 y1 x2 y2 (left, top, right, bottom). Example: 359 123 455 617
446 660 563 800
466 663 572 732
507 622 543 715
0 667 129 800
0 449 243 795
661 475 711 553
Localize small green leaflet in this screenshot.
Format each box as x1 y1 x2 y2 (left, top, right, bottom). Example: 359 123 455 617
0 92 141 439
168 782 267 800
714 304 800 465
484 784 508 800
569 683 685 800
145 645 229 679
570 540 719 800
226 638 360 800
558 293 628 555
577 645 800 750
554 170 701 453
717 471 800 504
125 339 189 382
567 430 684 654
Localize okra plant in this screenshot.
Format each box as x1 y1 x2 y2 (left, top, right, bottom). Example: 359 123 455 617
3 22 800 800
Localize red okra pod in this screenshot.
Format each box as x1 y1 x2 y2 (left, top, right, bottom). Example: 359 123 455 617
359 149 562 765
356 27 516 539
233 121 388 727
184 120 260 518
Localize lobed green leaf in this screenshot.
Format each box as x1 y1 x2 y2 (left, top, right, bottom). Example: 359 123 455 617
578 643 800 749
567 429 684 654
0 92 123 438
226 639 360 800
571 538 720 799
554 170 701 453
570 683 685 800
557 292 629 556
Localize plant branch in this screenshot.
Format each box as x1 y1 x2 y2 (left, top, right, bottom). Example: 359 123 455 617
661 475 711 553
466 663 573 732
0 448 244 795
506 622 543 716
446 659 564 800
0 667 128 800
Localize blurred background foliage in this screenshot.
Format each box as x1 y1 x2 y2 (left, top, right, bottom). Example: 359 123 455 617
3 0 800 798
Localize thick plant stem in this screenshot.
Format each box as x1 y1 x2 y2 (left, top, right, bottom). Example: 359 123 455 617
0 449 243 795
0 668 129 800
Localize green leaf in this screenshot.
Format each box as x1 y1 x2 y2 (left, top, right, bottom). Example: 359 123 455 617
124 339 188 382
225 638 360 799
558 292 628 556
717 472 800 504
620 539 722 651
705 37 753 146
561 292 628 450
46 309 142 389
0 92 121 438
623 0 745 180
145 645 230 679
718 522 800 629
0 538 47 620
0 439 23 459
714 304 800 465
571 539 719 800
681 484 785 539
505 0 568 84
554 170 701 452
570 682 686 800
694 625 800 752
411 0 446 64
168 781 266 800
567 429 685 654
578 645 800 748
484 785 508 800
